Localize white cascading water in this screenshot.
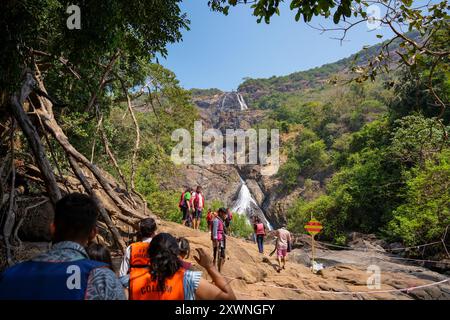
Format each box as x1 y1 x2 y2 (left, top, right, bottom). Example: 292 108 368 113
232 176 273 230
236 93 248 110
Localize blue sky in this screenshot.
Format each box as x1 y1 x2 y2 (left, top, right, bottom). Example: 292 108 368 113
160 1 394 91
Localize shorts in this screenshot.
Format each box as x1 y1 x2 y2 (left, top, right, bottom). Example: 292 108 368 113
277 248 287 258
193 209 202 219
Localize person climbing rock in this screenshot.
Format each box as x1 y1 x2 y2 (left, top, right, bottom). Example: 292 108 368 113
253 217 266 254
177 237 192 270
127 233 236 300
211 208 228 272
0 193 125 300
275 225 292 272
206 208 214 233
119 217 157 278
192 186 205 230
179 187 192 227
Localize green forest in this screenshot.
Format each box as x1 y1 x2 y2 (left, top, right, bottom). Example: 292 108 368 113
1 0 449 265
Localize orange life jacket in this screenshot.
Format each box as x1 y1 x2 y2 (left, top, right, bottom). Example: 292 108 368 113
129 264 186 300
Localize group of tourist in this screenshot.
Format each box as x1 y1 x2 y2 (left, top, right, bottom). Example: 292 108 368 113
0 190 292 299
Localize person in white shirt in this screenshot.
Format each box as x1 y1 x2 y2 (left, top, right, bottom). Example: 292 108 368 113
119 218 157 278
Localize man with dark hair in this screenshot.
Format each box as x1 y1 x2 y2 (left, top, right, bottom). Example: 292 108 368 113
0 193 125 300
119 217 157 278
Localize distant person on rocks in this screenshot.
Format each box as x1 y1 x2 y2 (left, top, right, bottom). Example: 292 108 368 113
0 193 125 300
192 186 205 230
177 237 192 270
275 225 292 272
179 188 192 227
119 217 157 278
253 217 266 254
211 208 228 272
87 243 114 271
127 233 236 300
225 208 233 234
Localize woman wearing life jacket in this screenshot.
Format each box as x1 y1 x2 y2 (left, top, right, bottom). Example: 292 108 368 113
129 233 236 300
253 217 266 254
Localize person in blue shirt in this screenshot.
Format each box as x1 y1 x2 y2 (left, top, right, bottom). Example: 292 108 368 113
0 192 125 300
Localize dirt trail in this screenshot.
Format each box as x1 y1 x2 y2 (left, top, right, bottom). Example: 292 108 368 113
158 220 450 300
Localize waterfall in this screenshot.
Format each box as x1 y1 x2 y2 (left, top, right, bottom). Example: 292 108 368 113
236 93 248 111
232 176 273 230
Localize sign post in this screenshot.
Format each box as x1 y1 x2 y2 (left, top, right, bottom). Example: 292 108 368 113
304 218 323 273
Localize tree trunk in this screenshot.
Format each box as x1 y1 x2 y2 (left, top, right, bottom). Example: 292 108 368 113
68 157 126 252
